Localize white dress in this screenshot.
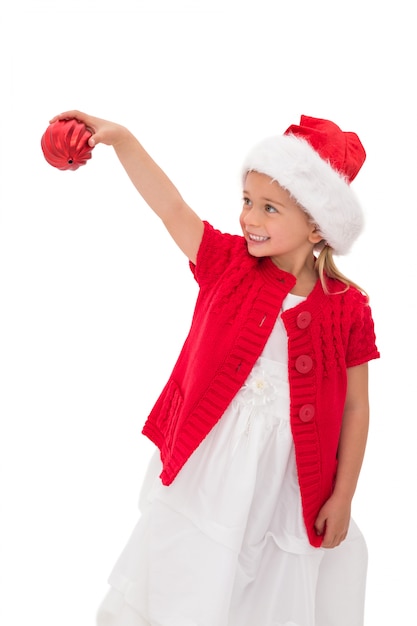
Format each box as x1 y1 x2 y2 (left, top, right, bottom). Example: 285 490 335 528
97 294 368 626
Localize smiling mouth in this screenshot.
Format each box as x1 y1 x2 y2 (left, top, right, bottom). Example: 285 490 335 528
248 233 269 242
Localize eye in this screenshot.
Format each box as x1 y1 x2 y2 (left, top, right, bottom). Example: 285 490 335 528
265 204 278 214
242 196 252 207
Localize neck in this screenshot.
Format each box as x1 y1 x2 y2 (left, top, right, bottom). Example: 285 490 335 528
274 255 319 296
291 270 318 296
271 254 318 296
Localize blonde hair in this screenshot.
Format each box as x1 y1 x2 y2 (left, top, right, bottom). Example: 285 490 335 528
314 244 368 299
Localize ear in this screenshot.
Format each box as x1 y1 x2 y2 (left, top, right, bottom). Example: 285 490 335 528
309 225 324 245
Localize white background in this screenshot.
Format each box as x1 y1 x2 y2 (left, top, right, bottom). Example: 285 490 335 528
0 1 415 624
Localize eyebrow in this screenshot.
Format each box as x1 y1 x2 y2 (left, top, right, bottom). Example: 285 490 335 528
242 190 287 209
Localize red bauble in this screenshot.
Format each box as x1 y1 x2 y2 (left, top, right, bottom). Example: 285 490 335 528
41 119 93 171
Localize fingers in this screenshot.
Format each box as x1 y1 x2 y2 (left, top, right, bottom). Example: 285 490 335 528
315 512 348 548
47 110 128 148
317 517 348 548
314 512 326 537
321 530 348 549
314 496 351 549
49 110 87 124
49 111 96 135
48 111 99 147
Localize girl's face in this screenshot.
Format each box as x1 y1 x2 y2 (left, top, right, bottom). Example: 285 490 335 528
240 171 322 271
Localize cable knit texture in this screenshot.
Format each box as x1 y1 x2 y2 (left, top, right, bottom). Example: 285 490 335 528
142 221 380 547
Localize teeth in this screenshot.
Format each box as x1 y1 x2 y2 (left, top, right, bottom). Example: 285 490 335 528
249 234 268 242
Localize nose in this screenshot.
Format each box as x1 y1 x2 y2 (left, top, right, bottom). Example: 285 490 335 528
243 206 260 227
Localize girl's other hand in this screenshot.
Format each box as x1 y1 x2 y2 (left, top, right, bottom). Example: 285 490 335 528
314 495 351 549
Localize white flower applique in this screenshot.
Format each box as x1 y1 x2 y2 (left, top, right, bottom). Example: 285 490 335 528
240 364 279 406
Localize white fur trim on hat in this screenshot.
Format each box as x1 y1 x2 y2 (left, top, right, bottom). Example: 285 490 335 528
242 134 364 255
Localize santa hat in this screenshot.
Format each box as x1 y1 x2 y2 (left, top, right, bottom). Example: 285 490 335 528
242 115 366 255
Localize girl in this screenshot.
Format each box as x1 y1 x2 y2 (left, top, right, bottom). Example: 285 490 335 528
50 111 380 626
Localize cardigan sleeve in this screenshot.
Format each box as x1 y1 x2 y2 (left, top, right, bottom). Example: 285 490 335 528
189 221 249 289
345 291 380 367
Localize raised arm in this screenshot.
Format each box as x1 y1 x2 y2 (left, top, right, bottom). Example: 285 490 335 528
50 111 204 264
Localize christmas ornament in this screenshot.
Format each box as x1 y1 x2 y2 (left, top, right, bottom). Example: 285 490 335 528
41 119 93 170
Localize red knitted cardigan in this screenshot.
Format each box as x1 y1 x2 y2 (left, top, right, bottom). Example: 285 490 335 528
142 222 380 547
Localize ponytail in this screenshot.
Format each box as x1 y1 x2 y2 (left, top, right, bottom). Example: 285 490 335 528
315 245 368 299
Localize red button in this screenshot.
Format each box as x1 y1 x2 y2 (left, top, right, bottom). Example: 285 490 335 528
297 311 312 329
295 354 313 374
299 404 315 422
